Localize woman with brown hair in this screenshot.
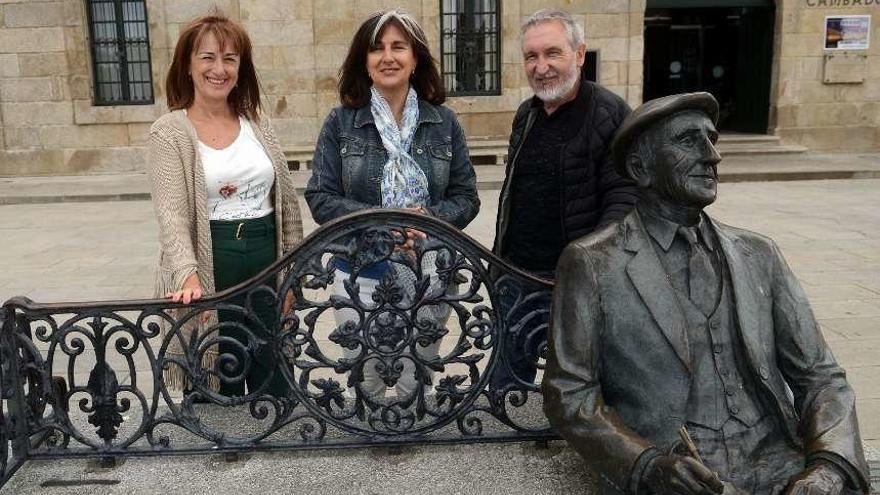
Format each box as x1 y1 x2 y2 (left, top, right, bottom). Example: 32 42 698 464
148 13 302 398
305 9 479 403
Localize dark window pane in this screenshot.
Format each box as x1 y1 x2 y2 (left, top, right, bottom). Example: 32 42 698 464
87 0 153 105
439 0 501 96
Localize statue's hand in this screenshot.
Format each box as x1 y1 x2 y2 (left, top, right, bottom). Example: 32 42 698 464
784 464 845 495
642 454 725 495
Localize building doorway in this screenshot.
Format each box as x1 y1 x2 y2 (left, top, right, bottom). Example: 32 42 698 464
643 1 775 133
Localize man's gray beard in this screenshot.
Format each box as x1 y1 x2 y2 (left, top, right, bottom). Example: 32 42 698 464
533 68 579 105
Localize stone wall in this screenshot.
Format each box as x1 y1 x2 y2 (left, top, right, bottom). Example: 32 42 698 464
773 0 879 151
445 0 644 138
0 0 165 175
0 0 642 175
1 0 876 175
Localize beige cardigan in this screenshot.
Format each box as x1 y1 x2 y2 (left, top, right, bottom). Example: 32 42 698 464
147 109 303 390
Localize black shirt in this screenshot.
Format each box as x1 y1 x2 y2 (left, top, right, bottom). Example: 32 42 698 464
503 92 589 273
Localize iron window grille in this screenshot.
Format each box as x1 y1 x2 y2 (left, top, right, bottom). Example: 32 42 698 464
85 0 154 105
440 0 502 96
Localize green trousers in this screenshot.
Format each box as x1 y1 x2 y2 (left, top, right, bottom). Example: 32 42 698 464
211 215 288 397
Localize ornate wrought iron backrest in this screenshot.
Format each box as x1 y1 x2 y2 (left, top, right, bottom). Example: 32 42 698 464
0 210 555 485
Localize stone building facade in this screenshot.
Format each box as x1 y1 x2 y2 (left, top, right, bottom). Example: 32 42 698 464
773 0 880 150
0 0 876 176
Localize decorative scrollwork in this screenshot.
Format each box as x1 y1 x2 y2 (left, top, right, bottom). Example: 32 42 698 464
0 210 556 479
0 307 12 482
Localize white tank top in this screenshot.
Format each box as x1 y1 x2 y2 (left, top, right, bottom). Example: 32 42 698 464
200 118 276 221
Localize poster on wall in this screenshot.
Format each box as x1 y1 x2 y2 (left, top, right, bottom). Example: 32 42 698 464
824 15 871 50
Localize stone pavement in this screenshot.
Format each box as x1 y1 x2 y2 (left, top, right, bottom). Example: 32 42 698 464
1 179 879 493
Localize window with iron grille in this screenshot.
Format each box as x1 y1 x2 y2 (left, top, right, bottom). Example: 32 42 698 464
440 0 501 96
85 0 153 105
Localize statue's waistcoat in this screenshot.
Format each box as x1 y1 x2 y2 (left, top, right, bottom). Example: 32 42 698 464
679 259 764 430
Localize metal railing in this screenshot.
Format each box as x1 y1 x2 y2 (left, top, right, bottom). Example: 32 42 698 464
0 210 555 487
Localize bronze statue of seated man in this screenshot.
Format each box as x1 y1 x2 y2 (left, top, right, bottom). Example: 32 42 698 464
542 92 870 495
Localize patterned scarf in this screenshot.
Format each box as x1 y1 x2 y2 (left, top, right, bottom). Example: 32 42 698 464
370 86 430 209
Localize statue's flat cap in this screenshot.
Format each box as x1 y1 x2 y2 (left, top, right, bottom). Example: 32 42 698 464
611 92 719 176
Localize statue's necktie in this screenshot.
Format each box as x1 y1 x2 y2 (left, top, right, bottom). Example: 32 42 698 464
678 226 718 316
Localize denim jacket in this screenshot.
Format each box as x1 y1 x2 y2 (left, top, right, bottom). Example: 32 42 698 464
305 99 480 229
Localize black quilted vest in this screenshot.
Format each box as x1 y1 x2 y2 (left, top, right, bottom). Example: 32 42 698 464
493 81 638 258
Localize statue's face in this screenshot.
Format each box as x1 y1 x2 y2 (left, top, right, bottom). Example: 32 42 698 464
647 111 721 208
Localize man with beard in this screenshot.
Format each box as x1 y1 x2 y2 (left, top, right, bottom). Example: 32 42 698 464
491 9 638 391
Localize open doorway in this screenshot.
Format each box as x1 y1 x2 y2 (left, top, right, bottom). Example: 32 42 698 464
643 2 775 133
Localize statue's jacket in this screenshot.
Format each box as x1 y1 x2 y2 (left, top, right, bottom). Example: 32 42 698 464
542 208 870 493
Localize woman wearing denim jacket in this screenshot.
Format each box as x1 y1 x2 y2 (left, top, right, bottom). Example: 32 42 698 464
305 9 479 404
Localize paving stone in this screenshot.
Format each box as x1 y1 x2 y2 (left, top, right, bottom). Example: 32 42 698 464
1 178 879 491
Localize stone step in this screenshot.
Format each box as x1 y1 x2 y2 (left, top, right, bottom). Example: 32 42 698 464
715 134 807 155
283 139 511 169
717 144 809 155
3 153 879 205
4 401 878 494
4 438 879 494
283 134 806 169
717 133 782 144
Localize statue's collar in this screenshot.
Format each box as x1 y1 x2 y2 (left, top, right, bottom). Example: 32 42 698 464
637 205 715 252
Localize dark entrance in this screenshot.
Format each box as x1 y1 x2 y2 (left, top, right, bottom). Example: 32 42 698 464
643 0 775 133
